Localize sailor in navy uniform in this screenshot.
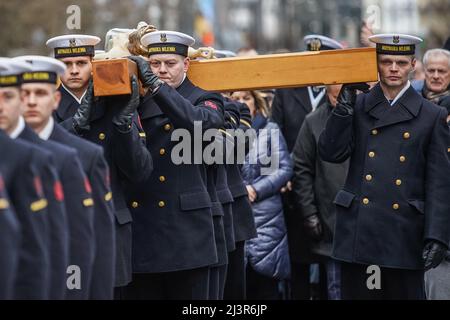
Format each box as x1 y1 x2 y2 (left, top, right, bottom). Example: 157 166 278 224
46 34 100 123
1 57 72 299
0 58 55 299
319 34 450 299
223 99 258 300
0 173 20 300
15 55 116 300
8 56 97 299
47 34 153 294
121 30 225 299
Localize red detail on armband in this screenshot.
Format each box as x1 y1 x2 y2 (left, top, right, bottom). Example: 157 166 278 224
84 177 92 194
204 100 218 110
54 181 65 202
34 176 44 197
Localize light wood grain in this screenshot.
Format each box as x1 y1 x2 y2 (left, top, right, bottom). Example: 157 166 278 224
92 48 378 96
187 47 378 91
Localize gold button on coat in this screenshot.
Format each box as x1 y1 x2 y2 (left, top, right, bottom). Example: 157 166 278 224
395 179 402 186
365 175 373 181
159 176 166 182
369 151 375 158
403 132 410 139
99 133 106 140
400 156 406 162
164 124 171 131
160 148 166 155
362 198 369 205
371 129 378 135
158 201 165 208
131 201 139 208
393 203 400 210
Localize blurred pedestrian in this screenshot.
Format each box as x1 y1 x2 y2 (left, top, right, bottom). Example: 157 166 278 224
292 84 348 300
232 90 292 300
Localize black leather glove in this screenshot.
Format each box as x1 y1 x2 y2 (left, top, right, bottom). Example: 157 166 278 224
334 83 370 116
423 240 448 271
303 214 323 241
128 56 164 91
112 75 140 132
73 80 95 134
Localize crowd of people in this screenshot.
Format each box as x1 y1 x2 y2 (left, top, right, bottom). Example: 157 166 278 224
0 21 449 300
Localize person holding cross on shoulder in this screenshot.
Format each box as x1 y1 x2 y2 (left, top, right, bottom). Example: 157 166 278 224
319 33 450 299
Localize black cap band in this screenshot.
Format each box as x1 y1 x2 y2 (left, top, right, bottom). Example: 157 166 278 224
148 43 189 57
21 72 58 84
0 75 20 87
54 45 95 58
376 44 415 55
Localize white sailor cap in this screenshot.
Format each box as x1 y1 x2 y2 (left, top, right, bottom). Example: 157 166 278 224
0 57 32 87
214 50 237 59
46 34 101 59
369 33 422 55
303 35 343 51
12 55 67 85
141 30 195 57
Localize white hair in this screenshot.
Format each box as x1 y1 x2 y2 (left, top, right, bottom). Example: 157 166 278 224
423 48 450 68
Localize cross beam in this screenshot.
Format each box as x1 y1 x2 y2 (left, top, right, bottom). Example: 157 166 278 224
92 48 378 96
187 48 378 92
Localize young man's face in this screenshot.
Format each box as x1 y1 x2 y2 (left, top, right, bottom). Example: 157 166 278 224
59 56 92 91
424 56 450 93
21 83 61 132
0 87 22 134
377 54 416 89
149 54 189 88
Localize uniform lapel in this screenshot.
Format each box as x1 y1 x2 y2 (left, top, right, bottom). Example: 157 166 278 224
90 96 107 122
364 83 389 121
138 91 164 119
56 86 78 120
364 84 421 129
49 122 61 141
138 78 199 120
396 86 422 117
57 85 107 122
177 77 199 102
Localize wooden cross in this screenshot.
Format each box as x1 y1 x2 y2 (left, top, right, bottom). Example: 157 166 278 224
92 47 378 96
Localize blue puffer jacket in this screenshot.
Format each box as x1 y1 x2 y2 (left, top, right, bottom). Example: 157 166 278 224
242 114 293 280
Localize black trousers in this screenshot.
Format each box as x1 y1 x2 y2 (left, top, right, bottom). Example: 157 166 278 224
114 286 125 300
290 262 311 299
209 264 227 300
224 241 246 300
341 262 425 300
122 267 210 300
246 264 280 300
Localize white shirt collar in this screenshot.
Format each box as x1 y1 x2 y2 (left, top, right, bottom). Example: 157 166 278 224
307 86 326 111
61 83 86 105
385 81 411 106
9 116 25 139
38 117 54 141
